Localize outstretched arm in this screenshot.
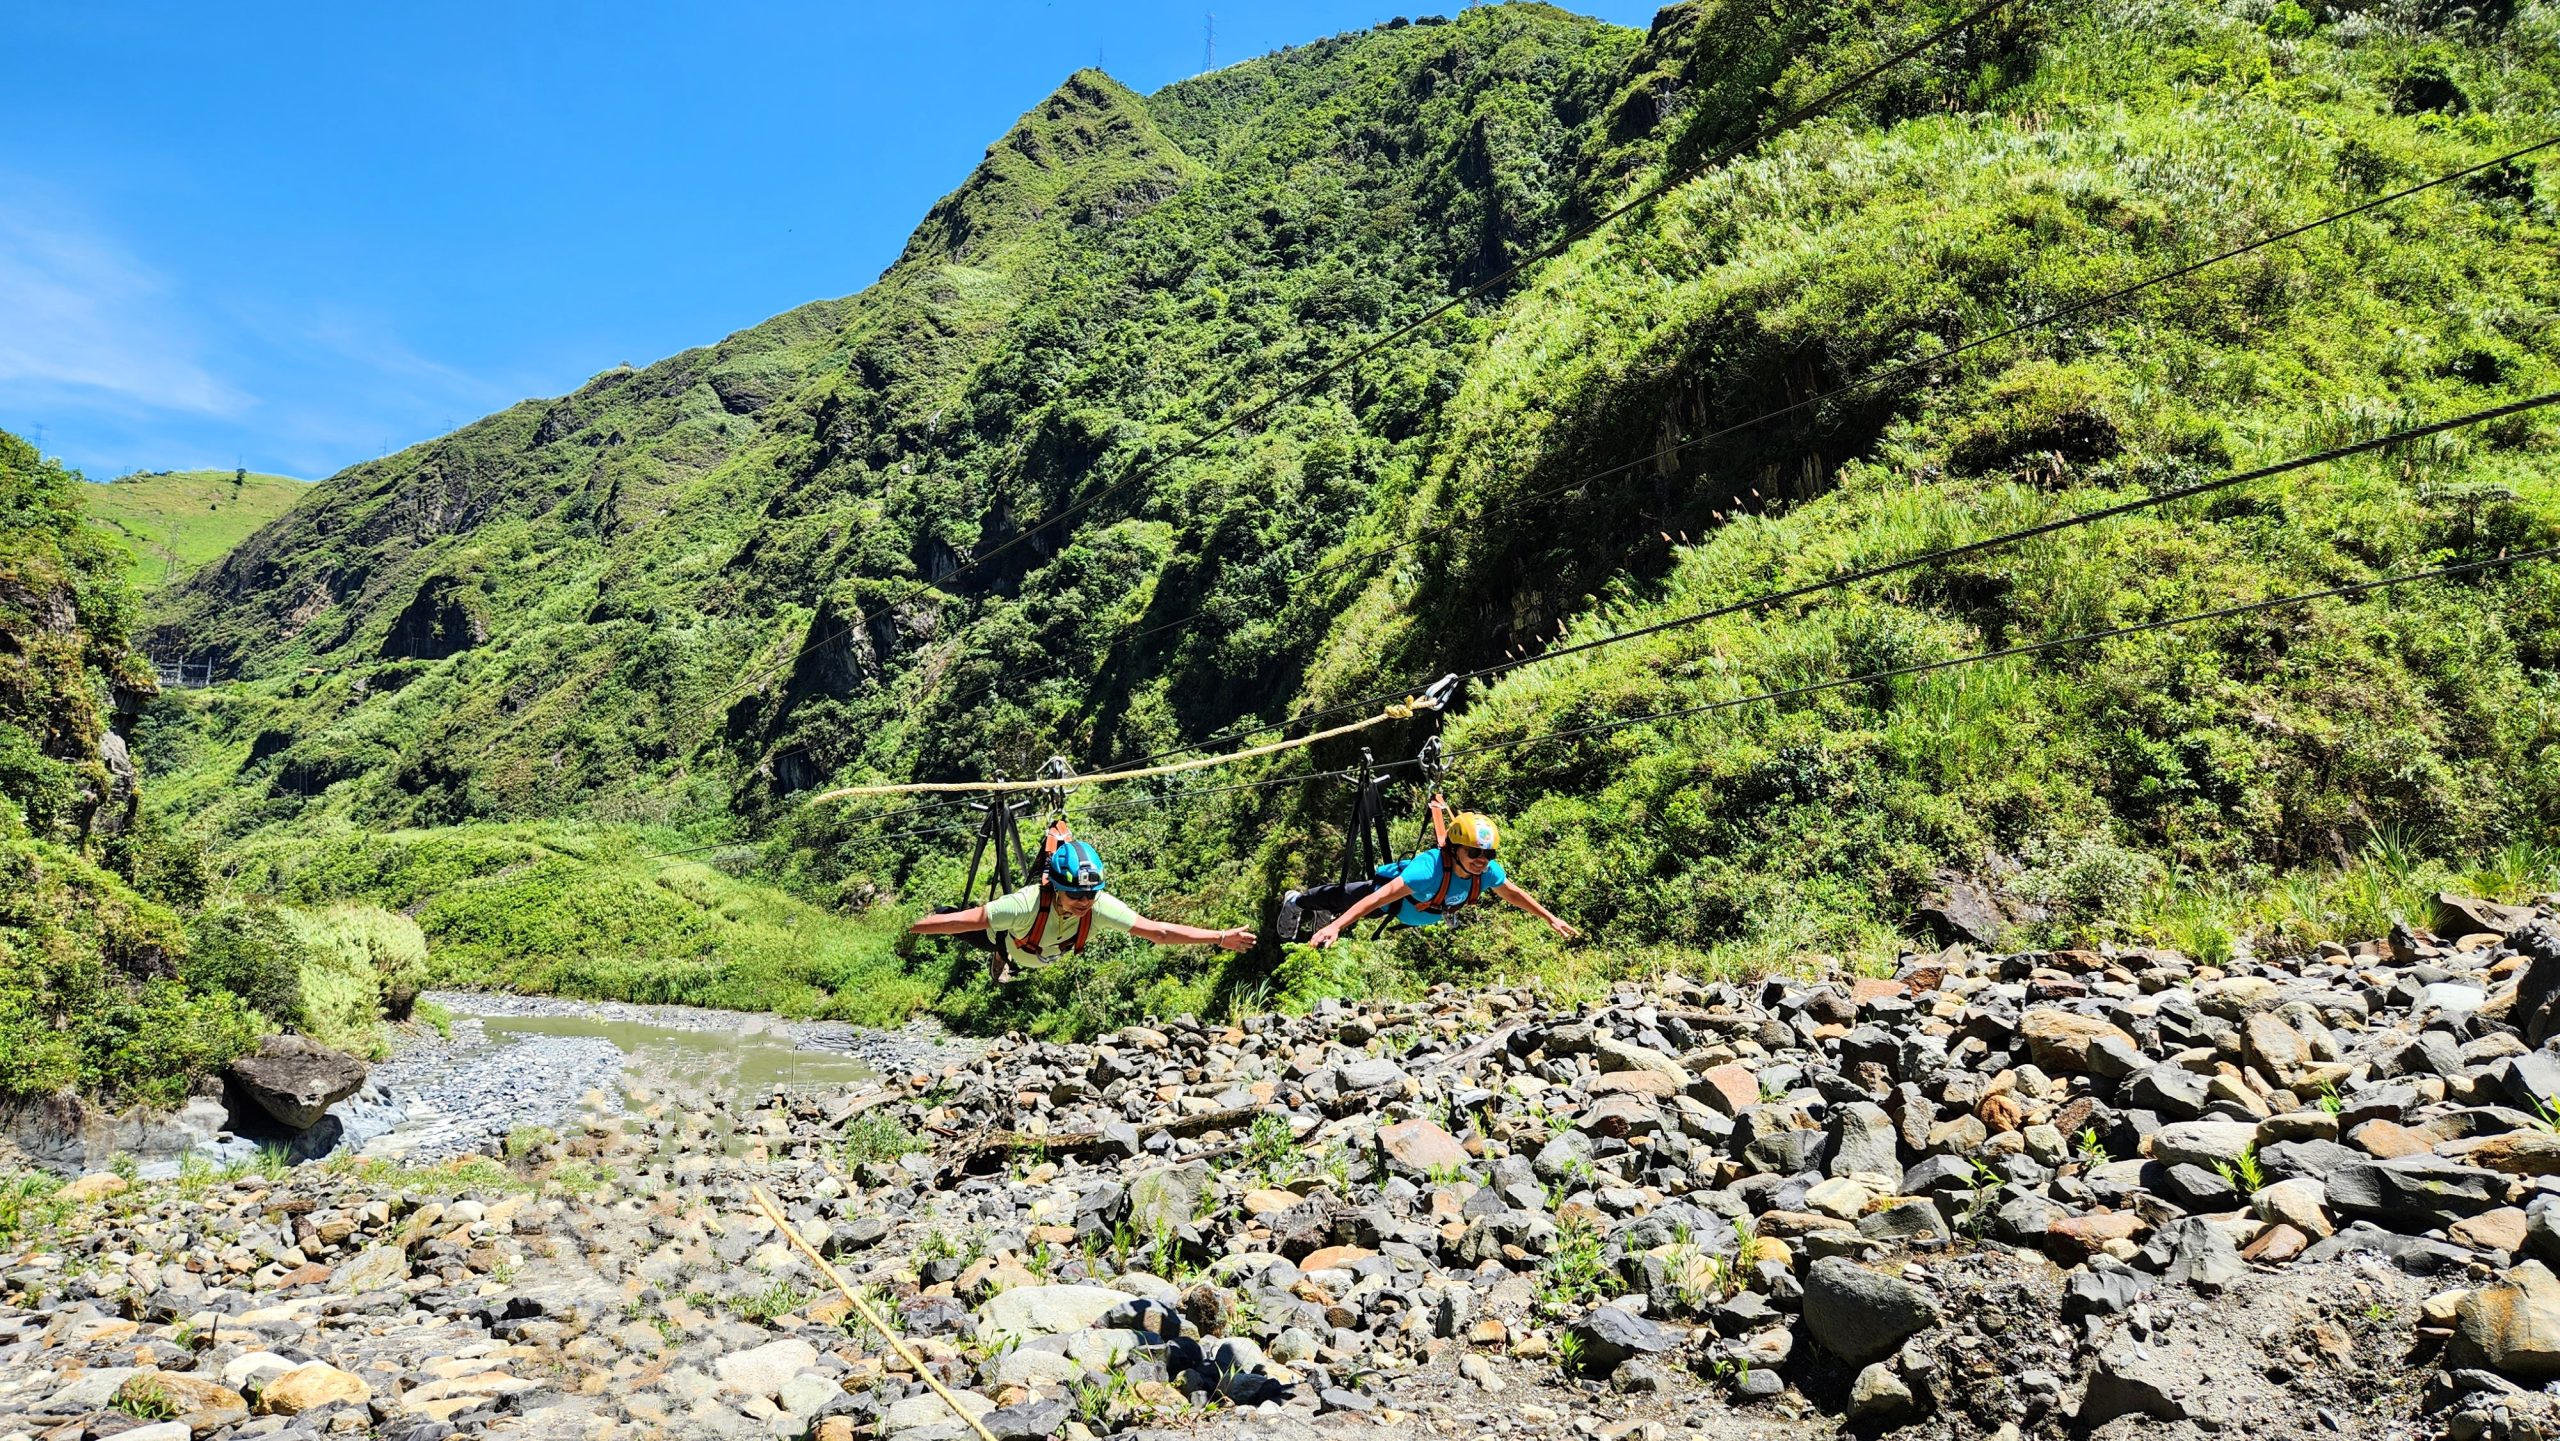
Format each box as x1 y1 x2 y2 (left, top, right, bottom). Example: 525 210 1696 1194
1493 882 1578 941
1308 879 1412 949
909 906 991 936
1130 917 1256 951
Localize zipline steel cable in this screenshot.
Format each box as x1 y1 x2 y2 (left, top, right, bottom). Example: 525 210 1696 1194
697 384 2557 867
644 387 2558 865
706 0 2019 718
1061 385 2560 782
814 541 2560 853
883 130 2560 731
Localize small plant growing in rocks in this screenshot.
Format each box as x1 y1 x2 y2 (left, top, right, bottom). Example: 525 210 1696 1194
0 1172 68 1246
840 1112 924 1164
2214 1144 2267 1193
253 1144 292 1182
736 1280 809 1324
115 1378 180 1422
1533 1213 1609 1316
505 1125 559 1160
1242 1111 1296 1183
2075 1125 2110 1162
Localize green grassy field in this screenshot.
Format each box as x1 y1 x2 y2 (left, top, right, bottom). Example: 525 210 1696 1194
81 469 308 591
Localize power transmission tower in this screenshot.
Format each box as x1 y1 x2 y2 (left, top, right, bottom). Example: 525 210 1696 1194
1203 12 1214 72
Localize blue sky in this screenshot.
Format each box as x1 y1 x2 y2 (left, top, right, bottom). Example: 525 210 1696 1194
2 1 1659 483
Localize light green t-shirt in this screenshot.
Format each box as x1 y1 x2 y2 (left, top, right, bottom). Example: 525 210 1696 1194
983 884 1138 959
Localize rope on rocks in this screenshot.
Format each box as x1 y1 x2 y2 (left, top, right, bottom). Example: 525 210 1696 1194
748 1183 998 1441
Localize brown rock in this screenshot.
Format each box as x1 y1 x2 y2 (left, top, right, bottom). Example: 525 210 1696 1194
2020 1009 2139 1075
1299 1245 1377 1273
2242 1013 2314 1086
117 1373 247 1417
2454 1208 2534 1254
256 1363 370 1415
1849 978 1906 1006
272 1263 333 1289
1589 1071 1679 1098
1377 1119 1469 1175
2045 1209 2147 1265
1978 1094 2026 1133
1697 1064 1759 1115
2454 1260 2560 1379
2445 1133 2560 1177
2242 1224 2308 1264
57 1173 131 1204
2349 1120 2433 1159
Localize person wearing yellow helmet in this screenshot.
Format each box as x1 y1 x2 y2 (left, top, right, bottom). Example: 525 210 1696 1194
1277 804 1576 949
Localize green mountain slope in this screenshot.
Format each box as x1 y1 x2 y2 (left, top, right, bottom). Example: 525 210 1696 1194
81 469 309 593
140 0 2560 1033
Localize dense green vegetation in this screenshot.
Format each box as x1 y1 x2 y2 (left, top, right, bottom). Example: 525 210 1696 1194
123 0 2560 1040
80 469 309 593
0 434 433 1106
0 433 257 1104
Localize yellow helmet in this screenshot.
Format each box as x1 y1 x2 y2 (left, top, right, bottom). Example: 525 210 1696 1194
1449 812 1502 852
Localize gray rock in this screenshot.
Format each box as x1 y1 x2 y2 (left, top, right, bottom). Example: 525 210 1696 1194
228 1035 368 1131
2065 1266 2145 1318
981 1397 1072 1441
1827 1102 1898 1179
2150 1120 2257 1172
1126 1163 1211 1233
1803 1257 1939 1366
2080 1333 2189 1423
712 1339 820 1399
2328 1156 2503 1227
1334 1058 1409 1095
2152 1217 2248 1294
978 1285 1134 1341
1570 1304 1677 1377
1849 1362 1919 1424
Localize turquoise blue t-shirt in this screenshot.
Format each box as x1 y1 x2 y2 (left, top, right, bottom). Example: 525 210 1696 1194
1387 848 1508 927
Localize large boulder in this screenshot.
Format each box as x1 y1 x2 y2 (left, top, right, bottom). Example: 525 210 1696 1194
1802 1257 1939 1366
227 1035 367 1131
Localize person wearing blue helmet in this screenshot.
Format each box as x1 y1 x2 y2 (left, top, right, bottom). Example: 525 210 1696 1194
909 836 1254 982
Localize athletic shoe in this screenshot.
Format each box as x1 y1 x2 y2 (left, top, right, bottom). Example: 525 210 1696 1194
1275 891 1303 942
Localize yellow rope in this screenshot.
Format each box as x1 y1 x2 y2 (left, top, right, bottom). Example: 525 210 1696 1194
810 694 1437 803
748 1184 997 1441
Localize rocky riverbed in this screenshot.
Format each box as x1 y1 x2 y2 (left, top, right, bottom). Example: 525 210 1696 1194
8 895 2560 1441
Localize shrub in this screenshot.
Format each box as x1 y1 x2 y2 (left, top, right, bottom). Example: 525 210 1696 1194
182 901 309 1026
295 905 428 1020
272 904 430 1058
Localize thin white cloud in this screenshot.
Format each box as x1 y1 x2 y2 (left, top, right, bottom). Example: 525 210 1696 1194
0 200 247 415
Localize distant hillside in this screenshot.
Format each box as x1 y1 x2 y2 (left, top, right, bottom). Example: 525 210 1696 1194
82 469 308 592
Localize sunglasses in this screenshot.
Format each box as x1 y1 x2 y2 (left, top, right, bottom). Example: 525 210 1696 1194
1453 845 1495 861
1054 885 1101 901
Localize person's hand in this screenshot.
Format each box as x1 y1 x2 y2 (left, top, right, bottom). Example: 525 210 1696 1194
1219 928 1255 952
1548 917 1579 941
1308 922 1344 950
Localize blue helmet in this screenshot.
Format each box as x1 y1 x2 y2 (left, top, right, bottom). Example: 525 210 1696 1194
1046 840 1104 896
